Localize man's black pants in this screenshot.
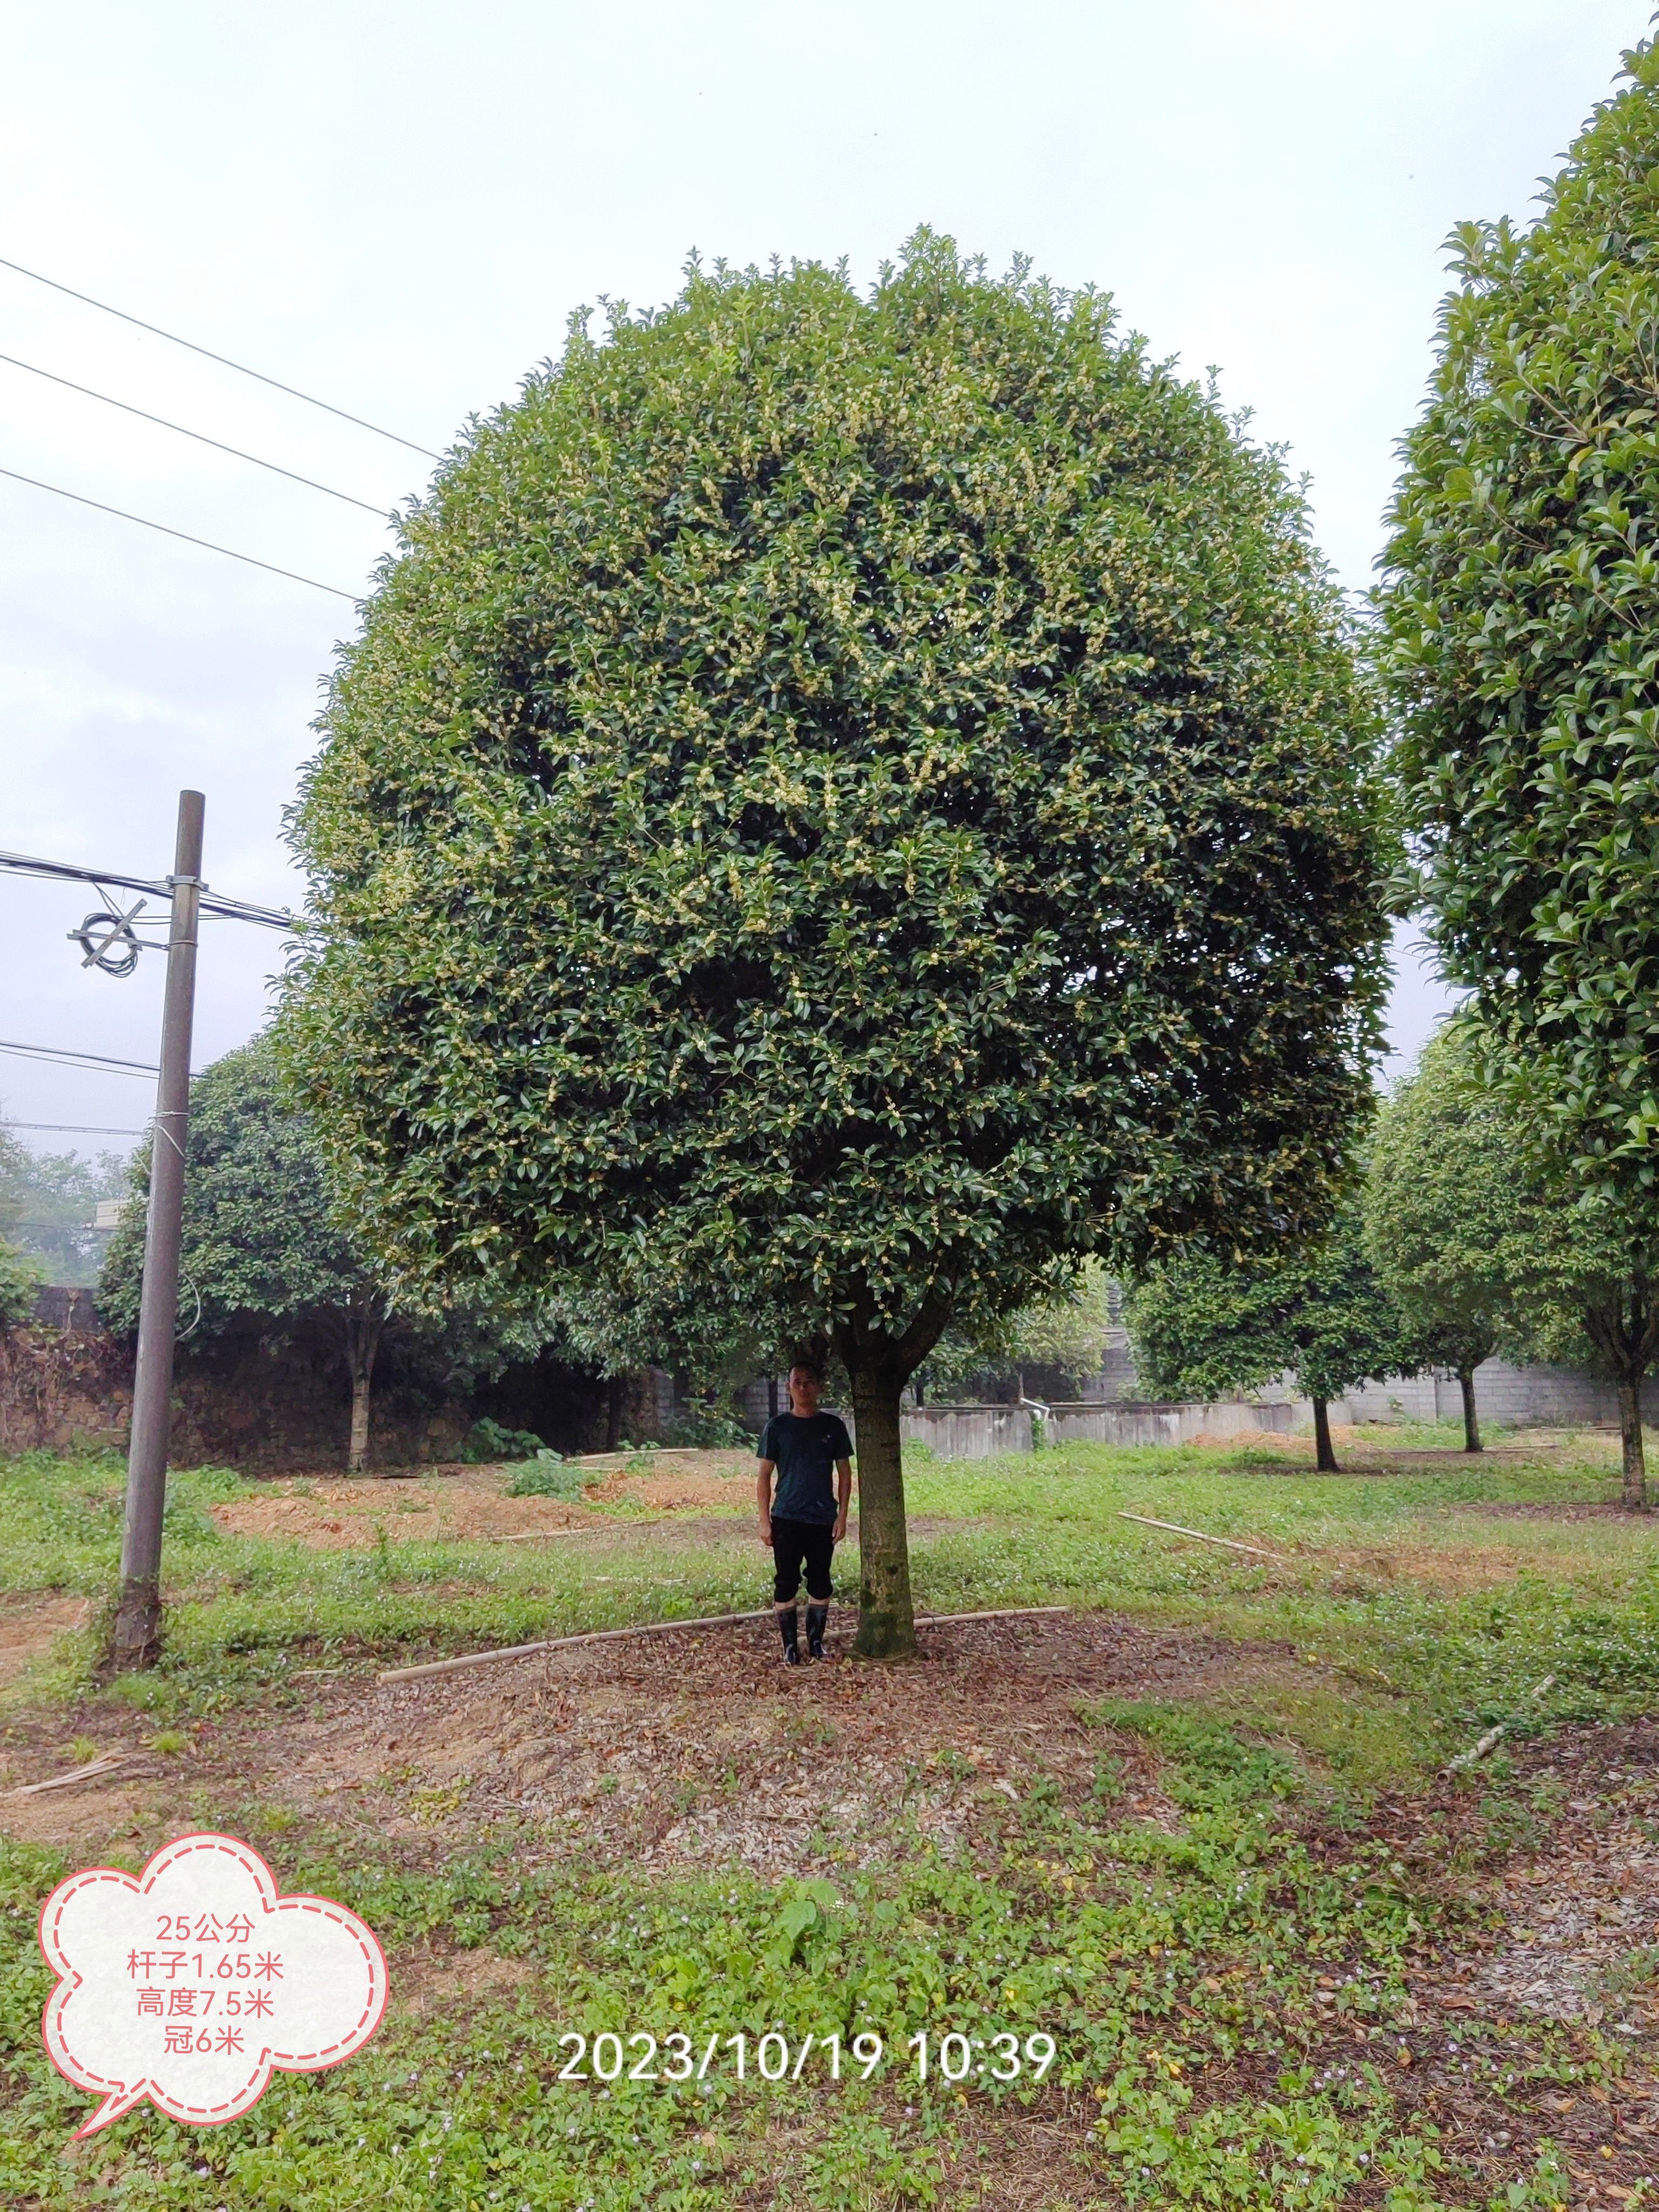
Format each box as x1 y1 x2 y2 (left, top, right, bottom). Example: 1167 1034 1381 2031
772 1516 835 1604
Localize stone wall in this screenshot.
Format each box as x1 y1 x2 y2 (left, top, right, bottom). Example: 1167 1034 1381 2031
1096 1335 1655 1434
1043 1399 1294 1448
0 1290 655 1472
897 1397 1294 1459
0 1311 474 1471
0 1315 134 1457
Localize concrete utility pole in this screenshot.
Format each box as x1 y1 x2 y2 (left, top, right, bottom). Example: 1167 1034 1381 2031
112 791 205 1666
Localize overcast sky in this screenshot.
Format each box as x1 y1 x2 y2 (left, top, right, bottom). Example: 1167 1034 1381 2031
2 0 1650 1156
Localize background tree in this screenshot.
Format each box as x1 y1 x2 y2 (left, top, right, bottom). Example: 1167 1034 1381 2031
1125 1200 1419 1472
1365 1023 1659 1500
548 1279 767 1447
916 1260 1117 1403
282 238 1391 1655
0 1233 42 1328
100 1036 534 1471
0 1128 129 1287
1363 1026 1535 1451
1478 1064 1659 1508
1376 33 1659 1502
1500 1182 1659 1506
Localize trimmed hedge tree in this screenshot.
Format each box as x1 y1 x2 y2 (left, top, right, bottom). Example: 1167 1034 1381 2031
1377 36 1659 1501
1124 1200 1418 1473
282 237 1390 1654
1362 1028 1535 1453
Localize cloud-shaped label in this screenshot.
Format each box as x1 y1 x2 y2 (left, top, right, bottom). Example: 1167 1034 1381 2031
39 1831 388 2135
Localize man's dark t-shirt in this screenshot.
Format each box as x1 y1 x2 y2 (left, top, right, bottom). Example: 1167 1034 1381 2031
759 1412 852 1527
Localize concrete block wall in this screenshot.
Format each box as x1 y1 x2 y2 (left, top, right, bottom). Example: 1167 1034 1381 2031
1337 1358 1659 1430
1043 1399 1293 1448
900 1403 1034 1459
898 1397 1293 1459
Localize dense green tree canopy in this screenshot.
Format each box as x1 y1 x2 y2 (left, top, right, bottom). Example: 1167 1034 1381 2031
1377 37 1659 1200
1361 1020 1659 1496
1491 1154 1659 1508
1125 1201 1418 1470
1362 1026 1537 1447
100 1036 376 1341
282 236 1391 1649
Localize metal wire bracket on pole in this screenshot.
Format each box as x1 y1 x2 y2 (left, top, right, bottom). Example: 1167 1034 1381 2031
0 845 293 930
3 814 288 1668
111 793 204 1667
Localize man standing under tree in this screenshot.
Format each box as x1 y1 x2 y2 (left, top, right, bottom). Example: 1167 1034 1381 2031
757 1363 852 1664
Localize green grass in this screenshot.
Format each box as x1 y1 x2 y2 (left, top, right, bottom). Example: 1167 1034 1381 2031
0 1435 1653 2206
1 1438 1644 1738
0 1716 1590 2211
3 1435 1655 1768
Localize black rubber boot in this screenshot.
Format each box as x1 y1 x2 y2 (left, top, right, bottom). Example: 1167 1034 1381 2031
806 1603 828 1660
778 1607 800 1664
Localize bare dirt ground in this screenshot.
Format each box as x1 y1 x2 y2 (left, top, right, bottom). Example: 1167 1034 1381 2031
0 1594 90 1689
1379 1723 1659 2204
209 1449 756 1547
0 1611 1226 1860
1323 1542 1558 1593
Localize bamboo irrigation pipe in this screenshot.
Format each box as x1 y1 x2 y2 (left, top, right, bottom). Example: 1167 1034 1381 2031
1117 1512 1287 1562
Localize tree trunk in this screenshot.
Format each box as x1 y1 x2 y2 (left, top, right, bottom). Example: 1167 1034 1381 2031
767 1374 779 1420
1617 1380 1648 1511
606 1375 624 1452
1583 1287 1657 1513
845 1353 915 1659
1459 1366 1482 1454
1312 1395 1339 1474
343 1291 386 1476
348 1357 373 1474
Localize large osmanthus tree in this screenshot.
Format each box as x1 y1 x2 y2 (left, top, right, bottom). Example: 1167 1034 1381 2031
1375 37 1659 1504
281 237 1390 1653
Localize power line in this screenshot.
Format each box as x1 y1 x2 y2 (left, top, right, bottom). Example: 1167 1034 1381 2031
0 252 442 460
0 466 358 601
0 1040 160 1077
0 352 393 515
0 847 294 928
3 1122 146 1135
